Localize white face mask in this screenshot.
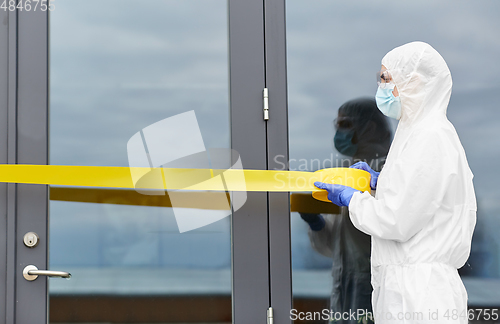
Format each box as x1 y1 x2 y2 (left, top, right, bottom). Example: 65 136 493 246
375 85 402 120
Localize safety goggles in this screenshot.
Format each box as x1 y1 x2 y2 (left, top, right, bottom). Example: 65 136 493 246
376 70 395 89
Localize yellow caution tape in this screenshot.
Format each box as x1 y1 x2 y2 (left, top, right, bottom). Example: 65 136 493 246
50 187 233 210
49 188 340 214
0 164 370 200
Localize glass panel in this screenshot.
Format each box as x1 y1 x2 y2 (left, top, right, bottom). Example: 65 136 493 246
49 0 231 323
287 1 500 322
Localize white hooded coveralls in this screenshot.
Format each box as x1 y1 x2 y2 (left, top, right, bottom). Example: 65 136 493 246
349 42 477 324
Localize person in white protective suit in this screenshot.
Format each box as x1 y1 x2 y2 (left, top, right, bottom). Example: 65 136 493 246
314 41 477 323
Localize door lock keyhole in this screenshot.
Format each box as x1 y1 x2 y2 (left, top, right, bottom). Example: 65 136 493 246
23 232 39 248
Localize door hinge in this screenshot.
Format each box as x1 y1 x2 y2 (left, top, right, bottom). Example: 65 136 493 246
263 88 269 120
267 307 274 324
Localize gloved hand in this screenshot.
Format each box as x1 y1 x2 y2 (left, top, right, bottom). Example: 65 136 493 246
314 182 360 207
349 161 379 190
299 213 325 231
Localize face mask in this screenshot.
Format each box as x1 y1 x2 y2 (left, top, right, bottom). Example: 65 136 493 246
375 85 402 120
334 130 358 156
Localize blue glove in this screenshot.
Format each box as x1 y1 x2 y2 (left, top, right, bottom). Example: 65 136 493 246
299 213 325 231
350 161 379 190
314 182 360 207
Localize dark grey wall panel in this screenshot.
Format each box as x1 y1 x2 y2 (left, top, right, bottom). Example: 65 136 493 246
228 0 270 322
15 8 49 324
264 0 292 323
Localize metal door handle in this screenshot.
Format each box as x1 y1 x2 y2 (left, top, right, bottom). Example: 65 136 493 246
23 265 71 281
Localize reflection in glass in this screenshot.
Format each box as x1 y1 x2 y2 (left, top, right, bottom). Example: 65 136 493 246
293 98 391 324
49 0 231 322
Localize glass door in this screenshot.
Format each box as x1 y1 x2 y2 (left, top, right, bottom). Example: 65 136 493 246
6 0 271 322
48 0 232 322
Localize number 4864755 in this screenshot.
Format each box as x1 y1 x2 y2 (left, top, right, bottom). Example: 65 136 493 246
0 0 55 11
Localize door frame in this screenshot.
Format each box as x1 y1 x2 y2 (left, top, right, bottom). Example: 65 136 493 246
2 6 50 324
263 0 292 322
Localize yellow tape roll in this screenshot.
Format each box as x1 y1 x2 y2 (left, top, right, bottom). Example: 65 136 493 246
311 168 371 202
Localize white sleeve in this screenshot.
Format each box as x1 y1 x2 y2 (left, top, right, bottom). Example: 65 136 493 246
348 130 457 242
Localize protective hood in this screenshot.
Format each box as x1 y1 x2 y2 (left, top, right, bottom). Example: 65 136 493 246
348 41 477 323
382 41 452 125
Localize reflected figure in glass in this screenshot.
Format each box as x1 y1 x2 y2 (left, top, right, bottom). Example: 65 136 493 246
300 97 392 323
